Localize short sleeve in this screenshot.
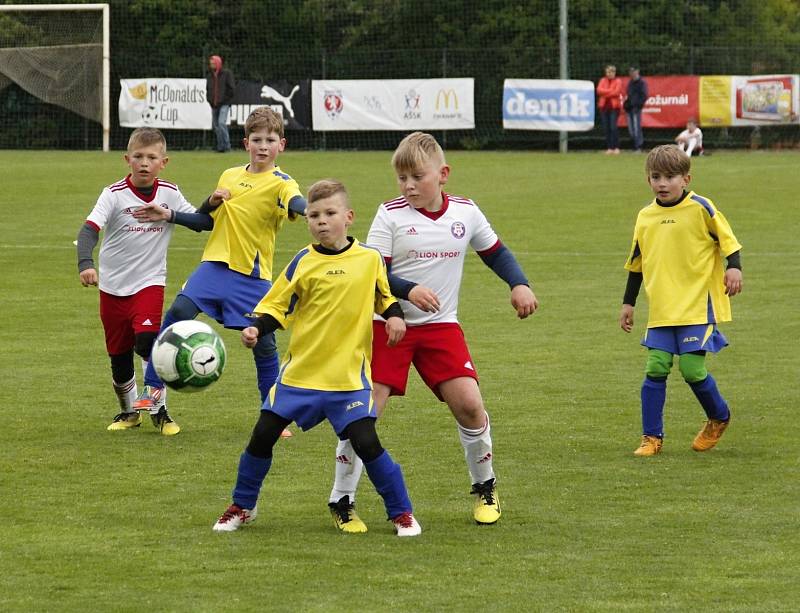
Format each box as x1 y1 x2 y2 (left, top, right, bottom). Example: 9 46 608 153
85 188 114 229
173 187 198 214
253 249 307 327
366 206 394 258
373 251 397 315
705 204 741 258
624 221 642 272
468 203 499 252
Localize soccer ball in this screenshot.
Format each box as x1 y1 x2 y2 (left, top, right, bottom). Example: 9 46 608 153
151 320 226 392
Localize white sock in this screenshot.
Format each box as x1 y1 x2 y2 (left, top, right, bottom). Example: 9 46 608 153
458 412 495 485
329 438 364 504
686 138 697 156
112 377 137 413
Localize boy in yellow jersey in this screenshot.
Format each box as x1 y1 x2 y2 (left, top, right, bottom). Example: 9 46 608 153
620 145 743 456
133 108 305 437
212 179 421 536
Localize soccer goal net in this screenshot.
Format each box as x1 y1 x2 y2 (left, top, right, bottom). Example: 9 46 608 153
0 3 109 150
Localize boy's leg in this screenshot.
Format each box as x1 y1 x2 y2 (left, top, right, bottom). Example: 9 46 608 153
213 410 290 532
679 352 731 451
141 294 201 390
107 350 142 430
440 377 500 524
636 349 673 456
252 331 293 439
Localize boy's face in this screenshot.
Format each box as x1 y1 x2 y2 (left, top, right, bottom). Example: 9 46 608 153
306 193 353 248
125 143 167 188
243 129 285 171
687 121 697 131
647 169 690 203
396 158 450 210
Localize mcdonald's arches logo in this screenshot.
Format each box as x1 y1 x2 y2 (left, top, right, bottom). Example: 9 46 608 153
435 89 459 111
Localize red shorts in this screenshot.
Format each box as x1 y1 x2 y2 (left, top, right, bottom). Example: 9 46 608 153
371 321 478 399
99 285 164 355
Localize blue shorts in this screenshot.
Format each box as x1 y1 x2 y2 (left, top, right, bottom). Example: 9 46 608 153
642 324 728 355
180 261 271 330
263 383 375 437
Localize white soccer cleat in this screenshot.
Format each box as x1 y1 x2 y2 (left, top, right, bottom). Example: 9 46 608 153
212 504 257 532
391 512 421 537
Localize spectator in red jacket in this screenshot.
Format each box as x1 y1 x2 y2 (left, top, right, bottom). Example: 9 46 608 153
596 65 623 155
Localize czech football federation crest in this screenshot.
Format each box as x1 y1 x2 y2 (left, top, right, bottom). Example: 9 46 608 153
324 89 344 120
451 221 466 239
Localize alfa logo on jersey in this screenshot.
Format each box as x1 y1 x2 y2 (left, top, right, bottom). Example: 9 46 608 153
451 221 466 238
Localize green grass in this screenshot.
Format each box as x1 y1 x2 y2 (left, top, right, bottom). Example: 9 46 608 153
0 149 798 612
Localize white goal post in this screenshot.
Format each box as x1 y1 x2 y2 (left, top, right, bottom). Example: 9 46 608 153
0 3 110 151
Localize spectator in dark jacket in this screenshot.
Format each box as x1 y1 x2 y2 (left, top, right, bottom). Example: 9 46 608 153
625 67 648 152
206 55 235 152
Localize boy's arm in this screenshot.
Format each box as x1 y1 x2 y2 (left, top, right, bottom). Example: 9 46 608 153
76 222 100 286
288 195 307 218
478 243 538 318
241 314 282 348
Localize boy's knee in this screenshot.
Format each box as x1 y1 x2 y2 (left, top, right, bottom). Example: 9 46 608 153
167 294 200 321
134 332 158 360
678 352 707 383
344 418 383 463
645 349 673 379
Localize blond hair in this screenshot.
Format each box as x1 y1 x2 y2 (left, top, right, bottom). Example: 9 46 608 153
391 131 446 173
127 128 166 153
646 144 691 175
245 106 284 138
307 179 349 207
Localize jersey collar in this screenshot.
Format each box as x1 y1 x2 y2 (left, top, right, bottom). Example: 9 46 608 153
125 175 159 203
412 192 449 221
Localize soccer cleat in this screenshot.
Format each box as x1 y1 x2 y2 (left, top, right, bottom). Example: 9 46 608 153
471 478 501 524
151 406 180 436
212 504 257 532
692 415 730 452
634 434 663 456
132 385 164 412
391 512 421 537
107 411 142 431
328 495 368 534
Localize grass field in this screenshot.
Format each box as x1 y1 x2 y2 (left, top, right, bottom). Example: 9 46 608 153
0 148 798 612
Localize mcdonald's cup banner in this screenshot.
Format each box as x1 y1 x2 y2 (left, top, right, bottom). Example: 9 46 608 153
312 79 474 131
227 80 311 130
119 79 211 129
502 79 595 131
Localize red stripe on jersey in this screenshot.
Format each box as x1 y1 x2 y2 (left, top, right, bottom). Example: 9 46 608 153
447 194 475 206
109 178 127 190
158 180 178 191
85 220 101 232
477 240 502 257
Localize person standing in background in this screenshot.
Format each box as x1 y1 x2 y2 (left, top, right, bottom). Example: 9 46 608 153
206 55 235 153
596 65 623 155
625 66 649 153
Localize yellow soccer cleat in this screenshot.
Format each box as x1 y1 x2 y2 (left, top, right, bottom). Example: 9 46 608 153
634 434 663 456
328 495 368 533
107 411 142 431
151 407 180 436
692 416 730 452
471 478 501 524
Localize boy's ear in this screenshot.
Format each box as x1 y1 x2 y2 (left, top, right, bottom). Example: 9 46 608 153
439 164 451 184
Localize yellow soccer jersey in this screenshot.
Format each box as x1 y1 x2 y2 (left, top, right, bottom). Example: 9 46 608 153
625 191 741 327
254 239 397 391
202 165 302 280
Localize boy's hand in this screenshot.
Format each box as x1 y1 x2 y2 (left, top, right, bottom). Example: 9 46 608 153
724 268 743 296
408 285 440 312
384 317 406 347
241 326 259 348
79 268 98 287
511 285 538 319
620 304 635 332
131 203 170 222
208 188 231 207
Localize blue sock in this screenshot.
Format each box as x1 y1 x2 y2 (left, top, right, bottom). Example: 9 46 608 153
254 354 279 403
641 377 667 438
363 450 412 519
231 450 272 509
688 374 730 421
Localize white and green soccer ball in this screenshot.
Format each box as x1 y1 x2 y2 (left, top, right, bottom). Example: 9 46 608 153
151 320 226 392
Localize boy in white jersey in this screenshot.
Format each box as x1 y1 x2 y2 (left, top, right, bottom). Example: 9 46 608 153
620 145 742 456
77 128 213 434
133 108 305 438
212 179 421 536
675 118 704 156
326 132 538 532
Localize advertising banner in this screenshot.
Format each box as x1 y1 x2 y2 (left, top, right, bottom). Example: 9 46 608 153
312 79 474 131
502 79 595 131
228 80 311 130
119 78 210 129
699 74 799 126
618 76 699 129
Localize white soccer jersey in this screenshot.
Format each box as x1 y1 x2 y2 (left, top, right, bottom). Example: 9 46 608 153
85 176 197 296
368 193 499 326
